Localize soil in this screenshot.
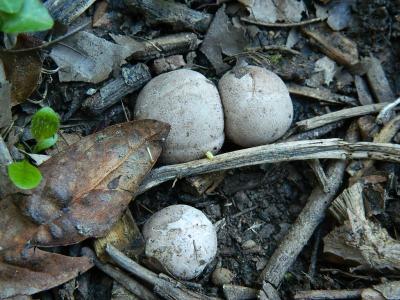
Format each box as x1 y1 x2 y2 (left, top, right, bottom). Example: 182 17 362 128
4 0 400 299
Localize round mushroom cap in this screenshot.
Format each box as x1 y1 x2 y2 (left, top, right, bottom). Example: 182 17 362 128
134 69 224 164
218 65 293 147
142 204 217 280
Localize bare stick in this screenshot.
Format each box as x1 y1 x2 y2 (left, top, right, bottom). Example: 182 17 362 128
258 160 346 297
81 247 158 300
2 22 91 53
241 17 323 28
376 97 400 124
287 83 357 106
137 139 400 195
296 103 388 131
105 244 220 300
293 289 362 300
257 125 360 298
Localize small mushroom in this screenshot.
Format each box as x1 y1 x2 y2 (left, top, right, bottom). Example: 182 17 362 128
218 65 293 147
134 69 224 164
142 204 218 280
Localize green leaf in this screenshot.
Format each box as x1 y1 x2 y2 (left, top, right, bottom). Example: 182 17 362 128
1 0 54 33
0 0 23 14
34 134 58 153
7 160 42 189
31 107 60 141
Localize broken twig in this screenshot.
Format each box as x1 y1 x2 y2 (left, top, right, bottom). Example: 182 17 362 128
296 103 389 131
137 138 400 195
241 17 323 28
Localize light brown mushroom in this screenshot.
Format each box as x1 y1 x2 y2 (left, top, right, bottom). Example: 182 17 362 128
218 65 293 147
134 69 224 164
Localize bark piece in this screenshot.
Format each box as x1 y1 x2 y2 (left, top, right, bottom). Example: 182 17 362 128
222 284 258 300
50 31 131 83
45 0 96 25
111 32 199 61
123 0 212 32
82 63 151 115
327 182 400 271
365 55 396 103
0 248 93 299
301 23 359 68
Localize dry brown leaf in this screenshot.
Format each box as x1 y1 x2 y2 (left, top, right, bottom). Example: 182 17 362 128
0 248 93 299
0 51 42 106
14 119 169 246
0 119 169 298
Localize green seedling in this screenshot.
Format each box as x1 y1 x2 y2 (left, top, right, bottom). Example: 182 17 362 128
7 107 60 189
0 0 53 34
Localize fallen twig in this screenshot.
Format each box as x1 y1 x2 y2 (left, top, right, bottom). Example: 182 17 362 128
1 21 90 53
257 125 359 298
137 138 400 195
82 247 158 300
105 244 221 300
241 17 323 28
258 160 346 298
293 289 362 300
296 103 389 131
376 97 400 124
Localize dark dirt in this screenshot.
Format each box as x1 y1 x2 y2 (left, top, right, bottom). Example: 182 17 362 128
4 0 400 299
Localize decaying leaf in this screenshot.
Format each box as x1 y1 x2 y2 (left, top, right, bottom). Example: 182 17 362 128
0 119 169 298
15 119 169 246
0 51 42 106
324 182 400 271
239 0 306 23
0 248 93 299
200 7 249 74
50 31 132 83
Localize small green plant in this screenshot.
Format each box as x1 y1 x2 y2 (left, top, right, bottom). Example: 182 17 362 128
7 107 60 189
0 0 53 34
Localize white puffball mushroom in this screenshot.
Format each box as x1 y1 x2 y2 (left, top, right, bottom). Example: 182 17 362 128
142 204 218 280
134 69 224 164
218 65 293 147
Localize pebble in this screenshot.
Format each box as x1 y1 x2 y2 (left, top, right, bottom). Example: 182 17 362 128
211 268 235 286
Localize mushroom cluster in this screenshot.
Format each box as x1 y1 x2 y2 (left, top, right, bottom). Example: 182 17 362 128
134 65 293 162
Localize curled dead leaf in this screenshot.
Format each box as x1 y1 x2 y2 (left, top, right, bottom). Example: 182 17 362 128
0 248 93 299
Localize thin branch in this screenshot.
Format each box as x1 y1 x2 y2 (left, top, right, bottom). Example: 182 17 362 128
296 103 389 131
1 21 90 53
137 139 400 195
241 17 323 28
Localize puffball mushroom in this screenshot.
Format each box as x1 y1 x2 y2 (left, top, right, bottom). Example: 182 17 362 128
142 204 217 280
134 69 224 164
218 65 293 147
